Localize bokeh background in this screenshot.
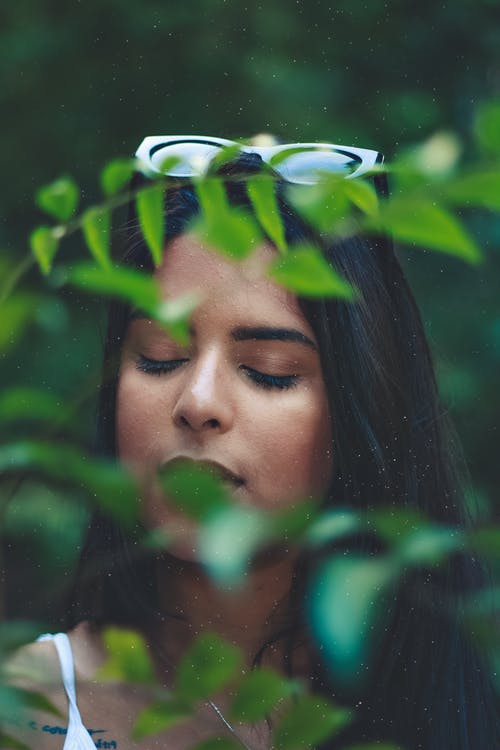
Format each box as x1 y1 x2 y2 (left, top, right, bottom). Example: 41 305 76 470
1 0 499 622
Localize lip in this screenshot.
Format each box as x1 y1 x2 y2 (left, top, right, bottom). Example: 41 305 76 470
162 456 245 487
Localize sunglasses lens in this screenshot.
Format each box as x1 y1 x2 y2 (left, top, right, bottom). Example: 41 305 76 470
139 139 375 184
276 149 362 183
148 141 225 175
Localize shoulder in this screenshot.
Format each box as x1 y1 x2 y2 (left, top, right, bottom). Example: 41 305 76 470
3 622 135 749
4 622 103 685
3 632 70 749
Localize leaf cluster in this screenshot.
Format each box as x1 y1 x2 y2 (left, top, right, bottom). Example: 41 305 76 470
1 116 500 749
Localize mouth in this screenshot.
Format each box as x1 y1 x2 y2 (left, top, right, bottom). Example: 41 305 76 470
162 456 245 488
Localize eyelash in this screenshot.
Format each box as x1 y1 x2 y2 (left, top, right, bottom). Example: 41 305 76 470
135 355 299 391
136 356 186 376
243 367 298 391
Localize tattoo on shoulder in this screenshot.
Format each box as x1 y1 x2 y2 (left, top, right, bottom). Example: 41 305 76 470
4 718 118 748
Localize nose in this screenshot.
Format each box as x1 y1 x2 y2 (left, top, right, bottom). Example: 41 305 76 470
172 348 233 434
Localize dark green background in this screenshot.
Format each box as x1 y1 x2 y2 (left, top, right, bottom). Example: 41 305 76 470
1 0 499 618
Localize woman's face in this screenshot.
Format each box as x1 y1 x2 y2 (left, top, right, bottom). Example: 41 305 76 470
117 233 333 561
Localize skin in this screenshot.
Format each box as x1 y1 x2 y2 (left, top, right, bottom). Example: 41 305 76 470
116 234 335 678
7 234 335 750
5 625 251 749
117 233 334 560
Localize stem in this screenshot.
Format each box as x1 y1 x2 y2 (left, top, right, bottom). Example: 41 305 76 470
1 172 285 308
0 254 35 307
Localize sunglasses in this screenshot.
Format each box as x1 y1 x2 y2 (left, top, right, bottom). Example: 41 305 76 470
135 135 385 188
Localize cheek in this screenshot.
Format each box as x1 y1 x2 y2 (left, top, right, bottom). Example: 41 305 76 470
116 371 164 472
250 389 333 504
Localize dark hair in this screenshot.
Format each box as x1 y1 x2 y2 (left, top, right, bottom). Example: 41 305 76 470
68 153 499 749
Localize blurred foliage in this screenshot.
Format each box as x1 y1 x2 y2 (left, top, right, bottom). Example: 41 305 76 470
1 133 500 746
1 0 499 517
1 138 500 742
1 2 500 746
91 624 349 746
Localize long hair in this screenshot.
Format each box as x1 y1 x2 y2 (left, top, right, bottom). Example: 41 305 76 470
67 153 499 749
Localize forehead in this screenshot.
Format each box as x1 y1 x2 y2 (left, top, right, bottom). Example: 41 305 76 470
155 233 311 329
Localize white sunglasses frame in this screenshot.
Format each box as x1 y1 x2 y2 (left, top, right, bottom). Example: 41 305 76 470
135 135 384 185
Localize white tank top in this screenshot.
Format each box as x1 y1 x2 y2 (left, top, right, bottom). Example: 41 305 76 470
37 633 96 750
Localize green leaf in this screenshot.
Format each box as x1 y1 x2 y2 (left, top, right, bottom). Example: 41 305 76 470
0 294 36 353
81 206 111 268
68 262 160 312
64 456 139 526
158 461 231 522
229 668 300 722
100 158 136 196
30 226 60 275
286 177 350 234
98 627 156 685
0 440 138 526
443 169 500 211
155 154 182 175
132 698 193 740
196 176 228 220
136 183 165 265
193 208 262 260
199 506 269 586
0 732 30 750
198 209 262 260
268 244 358 299
154 292 200 346
176 632 242 702
0 387 64 425
273 695 352 750
269 500 319 543
201 501 320 587
308 555 396 687
268 144 328 169
394 525 465 567
0 684 61 721
209 143 247 171
35 177 79 221
368 199 483 265
247 175 287 253
343 179 379 217
68 263 198 345
194 177 262 259
474 99 500 154
368 507 426 545
304 508 360 548
135 154 181 179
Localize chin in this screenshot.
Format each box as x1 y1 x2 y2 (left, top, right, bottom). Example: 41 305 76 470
164 535 202 565
143 502 201 563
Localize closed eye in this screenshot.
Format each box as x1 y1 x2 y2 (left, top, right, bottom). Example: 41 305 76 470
136 355 299 391
136 355 187 376
240 366 299 391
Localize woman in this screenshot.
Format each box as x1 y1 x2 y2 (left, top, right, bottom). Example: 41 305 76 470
7 137 498 750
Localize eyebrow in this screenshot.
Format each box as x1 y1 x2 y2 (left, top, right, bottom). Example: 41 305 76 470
128 314 317 352
231 326 318 351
